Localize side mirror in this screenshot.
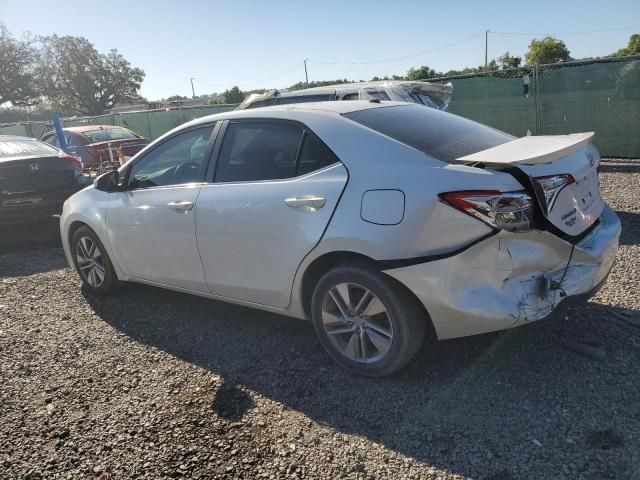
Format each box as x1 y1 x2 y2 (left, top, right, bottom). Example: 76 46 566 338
94 170 120 192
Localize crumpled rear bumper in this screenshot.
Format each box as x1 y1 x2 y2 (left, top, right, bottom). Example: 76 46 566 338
384 205 621 339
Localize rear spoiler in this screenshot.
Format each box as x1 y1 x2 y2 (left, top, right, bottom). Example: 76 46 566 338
455 132 595 165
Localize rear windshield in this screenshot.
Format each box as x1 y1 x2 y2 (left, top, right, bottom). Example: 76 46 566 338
343 104 513 163
0 139 59 159
82 127 139 143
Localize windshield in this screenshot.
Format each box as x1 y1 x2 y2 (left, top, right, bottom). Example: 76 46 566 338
82 127 139 143
343 104 513 163
0 139 60 159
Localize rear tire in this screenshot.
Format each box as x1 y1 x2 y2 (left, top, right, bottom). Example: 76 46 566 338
71 226 121 295
311 262 426 377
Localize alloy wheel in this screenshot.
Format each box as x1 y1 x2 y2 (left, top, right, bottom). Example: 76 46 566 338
75 236 106 288
321 282 394 363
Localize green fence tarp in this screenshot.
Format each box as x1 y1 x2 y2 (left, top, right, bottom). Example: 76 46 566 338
2 58 639 157
443 57 640 158
61 104 236 140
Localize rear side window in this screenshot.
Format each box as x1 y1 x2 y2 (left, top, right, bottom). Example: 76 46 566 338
215 122 303 182
0 139 59 159
297 131 340 176
343 104 513 163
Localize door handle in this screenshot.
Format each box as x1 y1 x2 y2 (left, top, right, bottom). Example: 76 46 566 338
167 201 194 212
284 195 326 210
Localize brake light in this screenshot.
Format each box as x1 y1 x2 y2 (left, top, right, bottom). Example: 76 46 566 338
439 190 535 232
59 154 83 176
534 174 575 211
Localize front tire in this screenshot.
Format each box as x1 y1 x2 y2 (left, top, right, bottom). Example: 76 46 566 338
311 262 426 377
71 226 121 295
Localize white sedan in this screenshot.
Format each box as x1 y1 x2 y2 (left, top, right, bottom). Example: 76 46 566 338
60 101 620 376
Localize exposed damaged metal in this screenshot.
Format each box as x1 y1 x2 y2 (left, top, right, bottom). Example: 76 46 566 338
384 206 620 339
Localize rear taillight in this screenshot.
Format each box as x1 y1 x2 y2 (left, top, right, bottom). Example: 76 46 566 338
534 174 575 211
438 190 535 232
59 154 83 176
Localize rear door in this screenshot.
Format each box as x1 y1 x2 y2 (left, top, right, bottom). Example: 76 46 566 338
106 124 217 291
195 120 348 308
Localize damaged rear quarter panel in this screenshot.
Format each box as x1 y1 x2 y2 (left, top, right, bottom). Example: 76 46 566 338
384 230 577 339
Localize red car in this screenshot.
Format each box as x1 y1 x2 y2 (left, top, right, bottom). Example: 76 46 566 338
41 125 150 168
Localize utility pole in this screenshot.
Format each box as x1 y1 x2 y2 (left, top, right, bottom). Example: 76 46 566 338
304 59 309 86
190 78 196 98
484 30 489 68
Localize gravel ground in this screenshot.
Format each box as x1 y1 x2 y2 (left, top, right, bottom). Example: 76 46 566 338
1 159 639 480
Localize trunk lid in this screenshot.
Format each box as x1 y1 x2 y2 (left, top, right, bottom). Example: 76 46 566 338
0 155 78 201
455 133 603 237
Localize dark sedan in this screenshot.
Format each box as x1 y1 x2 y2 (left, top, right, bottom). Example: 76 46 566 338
41 125 150 169
0 135 90 225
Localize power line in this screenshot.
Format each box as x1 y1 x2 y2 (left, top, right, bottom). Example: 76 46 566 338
193 63 301 90
309 32 484 65
491 25 639 36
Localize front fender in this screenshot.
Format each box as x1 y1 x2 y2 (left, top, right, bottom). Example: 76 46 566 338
60 187 126 280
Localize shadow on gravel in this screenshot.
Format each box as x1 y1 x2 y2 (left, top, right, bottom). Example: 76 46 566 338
598 160 640 174
616 211 640 246
0 219 62 255
83 284 640 478
0 247 68 278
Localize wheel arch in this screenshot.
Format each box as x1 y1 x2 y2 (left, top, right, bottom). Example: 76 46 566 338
299 250 434 334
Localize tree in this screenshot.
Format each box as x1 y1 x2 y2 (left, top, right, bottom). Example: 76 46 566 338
165 95 187 102
0 24 40 106
405 65 438 80
524 37 571 65
497 52 522 69
38 34 145 115
611 34 640 57
221 86 245 104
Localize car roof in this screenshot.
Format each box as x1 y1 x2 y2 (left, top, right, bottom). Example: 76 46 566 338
0 134 42 142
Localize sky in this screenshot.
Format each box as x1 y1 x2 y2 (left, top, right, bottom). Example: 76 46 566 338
1 0 639 100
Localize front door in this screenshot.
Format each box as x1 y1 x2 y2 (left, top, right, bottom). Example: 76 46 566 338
106 124 216 291
196 120 348 308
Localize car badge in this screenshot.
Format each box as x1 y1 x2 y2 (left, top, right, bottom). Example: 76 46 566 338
28 162 40 173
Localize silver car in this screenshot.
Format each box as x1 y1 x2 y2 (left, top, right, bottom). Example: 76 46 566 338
237 80 453 111
60 101 620 376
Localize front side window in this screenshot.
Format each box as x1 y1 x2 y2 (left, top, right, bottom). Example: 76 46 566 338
0 139 60 159
215 122 303 182
128 125 214 189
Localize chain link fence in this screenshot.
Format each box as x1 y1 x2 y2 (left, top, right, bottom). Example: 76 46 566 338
2 56 639 157
427 55 640 158
0 104 237 142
